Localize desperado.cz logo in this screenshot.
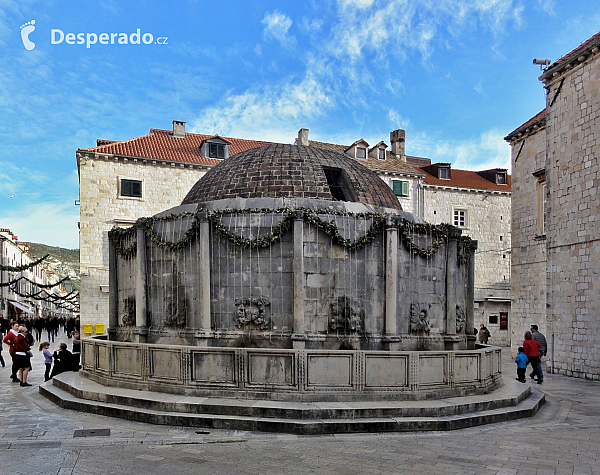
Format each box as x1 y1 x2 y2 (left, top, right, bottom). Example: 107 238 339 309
20 20 167 50
52 28 168 48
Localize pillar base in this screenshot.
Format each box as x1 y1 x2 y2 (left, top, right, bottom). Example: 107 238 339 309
444 335 462 351
131 327 149 343
382 335 402 351
291 333 307 349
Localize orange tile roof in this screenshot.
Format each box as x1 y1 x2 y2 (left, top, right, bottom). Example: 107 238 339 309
79 128 273 165
308 140 423 174
504 109 546 141
417 167 511 191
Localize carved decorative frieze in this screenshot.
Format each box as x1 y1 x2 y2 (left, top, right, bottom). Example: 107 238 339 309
235 297 271 330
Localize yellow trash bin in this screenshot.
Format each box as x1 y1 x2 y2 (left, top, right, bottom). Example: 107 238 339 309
83 323 93 334
95 323 105 335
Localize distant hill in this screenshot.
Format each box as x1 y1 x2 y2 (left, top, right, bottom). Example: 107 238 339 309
26 243 80 291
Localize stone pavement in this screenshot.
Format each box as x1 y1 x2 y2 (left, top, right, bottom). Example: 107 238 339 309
1 331 600 475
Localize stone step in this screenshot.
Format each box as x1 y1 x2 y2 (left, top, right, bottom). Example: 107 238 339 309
39 373 545 434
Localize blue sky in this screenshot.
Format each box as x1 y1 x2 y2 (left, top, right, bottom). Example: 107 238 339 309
0 0 598 249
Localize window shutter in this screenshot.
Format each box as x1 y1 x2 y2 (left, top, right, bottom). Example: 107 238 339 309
121 179 131 196
401 181 409 197
392 180 402 195
131 181 142 197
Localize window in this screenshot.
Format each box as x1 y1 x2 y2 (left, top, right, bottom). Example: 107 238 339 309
323 166 357 202
439 167 450 179
120 179 142 198
356 147 366 159
209 142 226 159
488 315 498 325
392 180 409 197
496 172 507 185
534 170 547 236
453 209 467 228
378 149 386 160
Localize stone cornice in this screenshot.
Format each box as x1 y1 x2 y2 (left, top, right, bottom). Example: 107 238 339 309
540 35 600 85
422 184 511 195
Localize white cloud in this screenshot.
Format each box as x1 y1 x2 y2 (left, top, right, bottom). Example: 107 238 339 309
1 200 80 249
261 11 296 49
191 58 333 143
254 44 262 55
411 128 511 171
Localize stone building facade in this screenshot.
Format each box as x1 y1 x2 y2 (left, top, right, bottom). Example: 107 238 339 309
419 174 511 346
0 228 73 320
505 31 600 378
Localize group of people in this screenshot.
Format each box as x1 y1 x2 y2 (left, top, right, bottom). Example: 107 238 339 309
0 315 80 343
515 324 547 384
1 318 81 386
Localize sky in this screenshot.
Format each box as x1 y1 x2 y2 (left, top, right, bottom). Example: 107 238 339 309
0 0 598 249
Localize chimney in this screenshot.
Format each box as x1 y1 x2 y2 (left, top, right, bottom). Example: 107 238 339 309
390 129 406 160
296 128 309 146
172 120 186 138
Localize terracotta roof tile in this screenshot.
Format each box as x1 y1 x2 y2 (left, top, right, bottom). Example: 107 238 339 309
308 140 423 175
504 110 546 141
417 167 511 191
79 128 273 165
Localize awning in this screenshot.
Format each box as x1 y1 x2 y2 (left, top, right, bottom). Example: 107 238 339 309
8 300 34 315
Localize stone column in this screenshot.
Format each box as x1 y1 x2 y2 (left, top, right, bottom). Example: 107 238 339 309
466 239 478 349
291 211 306 349
444 227 461 350
384 217 400 349
197 211 212 346
134 220 148 343
108 234 119 340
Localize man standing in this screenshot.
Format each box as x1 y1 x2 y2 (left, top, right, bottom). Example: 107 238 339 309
2 321 21 382
530 324 547 382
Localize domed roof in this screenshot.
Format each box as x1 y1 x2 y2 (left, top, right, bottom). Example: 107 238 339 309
182 144 402 210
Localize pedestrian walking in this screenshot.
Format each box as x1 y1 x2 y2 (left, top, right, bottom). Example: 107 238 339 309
523 331 543 384
515 346 528 382
530 324 547 381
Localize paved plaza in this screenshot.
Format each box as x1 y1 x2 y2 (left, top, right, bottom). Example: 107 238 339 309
1 331 599 475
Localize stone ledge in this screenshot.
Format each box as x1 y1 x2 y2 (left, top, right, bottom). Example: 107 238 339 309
39 373 544 434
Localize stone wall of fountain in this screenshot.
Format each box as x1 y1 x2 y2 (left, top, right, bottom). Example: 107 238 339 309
108 197 477 352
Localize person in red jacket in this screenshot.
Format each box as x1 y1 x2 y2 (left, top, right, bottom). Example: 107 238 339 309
2 321 20 382
523 331 543 384
13 326 32 386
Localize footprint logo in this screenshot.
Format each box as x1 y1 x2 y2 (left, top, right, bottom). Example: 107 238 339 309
20 20 36 50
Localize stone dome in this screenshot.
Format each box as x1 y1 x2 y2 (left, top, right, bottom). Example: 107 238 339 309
182 144 402 210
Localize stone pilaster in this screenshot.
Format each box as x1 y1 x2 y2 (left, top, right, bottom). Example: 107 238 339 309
291 211 306 349
444 227 461 350
134 220 148 343
466 239 478 349
384 217 401 350
197 210 212 346
108 234 119 340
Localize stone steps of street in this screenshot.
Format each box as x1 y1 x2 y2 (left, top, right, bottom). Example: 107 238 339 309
39 372 545 434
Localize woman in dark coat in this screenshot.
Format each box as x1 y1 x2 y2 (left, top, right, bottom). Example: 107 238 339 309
50 343 72 378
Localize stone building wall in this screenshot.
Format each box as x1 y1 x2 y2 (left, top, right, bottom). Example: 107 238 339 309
378 174 422 217
509 126 547 355
542 49 600 379
78 154 208 331
421 186 511 345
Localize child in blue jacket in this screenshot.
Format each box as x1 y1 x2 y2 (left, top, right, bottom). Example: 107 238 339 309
515 347 528 383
